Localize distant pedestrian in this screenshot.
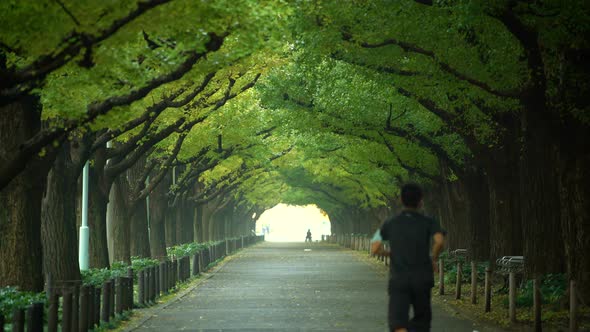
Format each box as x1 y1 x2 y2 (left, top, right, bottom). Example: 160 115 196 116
305 229 312 243
371 183 445 332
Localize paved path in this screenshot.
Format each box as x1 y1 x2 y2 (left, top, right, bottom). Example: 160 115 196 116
130 242 501 331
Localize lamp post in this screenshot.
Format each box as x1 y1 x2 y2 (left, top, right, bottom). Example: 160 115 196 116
79 161 90 270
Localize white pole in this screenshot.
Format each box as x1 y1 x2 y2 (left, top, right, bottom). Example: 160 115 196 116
79 161 90 271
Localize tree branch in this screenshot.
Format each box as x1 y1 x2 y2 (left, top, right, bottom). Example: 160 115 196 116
342 32 521 99
1 0 173 96
0 34 224 190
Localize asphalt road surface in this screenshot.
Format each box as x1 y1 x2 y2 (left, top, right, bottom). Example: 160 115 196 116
129 242 502 331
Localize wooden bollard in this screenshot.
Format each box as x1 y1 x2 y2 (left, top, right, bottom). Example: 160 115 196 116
177 258 183 282
455 261 462 300
150 268 156 302
87 286 95 330
173 259 178 286
150 267 156 302
92 287 102 326
116 277 123 314
124 278 130 310
102 281 111 323
167 261 172 291
62 291 73 332
186 256 191 278
127 268 134 309
26 302 44 332
71 285 79 332
167 261 172 289
144 269 150 302
79 285 89 332
484 268 492 313
138 270 145 305
155 265 160 298
12 308 25 332
438 259 445 295
509 272 516 323
470 261 477 304
48 291 59 332
159 262 166 295
197 253 204 277
570 280 577 332
199 251 204 272
109 280 115 318
533 277 542 332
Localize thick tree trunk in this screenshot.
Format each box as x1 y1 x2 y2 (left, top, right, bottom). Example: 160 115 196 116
0 97 45 291
126 157 151 258
149 177 168 260
194 205 203 243
41 143 81 282
109 177 131 264
486 155 522 259
558 131 590 298
461 166 491 261
519 110 564 275
438 165 471 251
165 207 177 247
88 165 110 268
130 198 151 257
201 201 216 242
175 199 194 244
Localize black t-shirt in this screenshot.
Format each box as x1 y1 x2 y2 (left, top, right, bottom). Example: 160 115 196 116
380 210 443 281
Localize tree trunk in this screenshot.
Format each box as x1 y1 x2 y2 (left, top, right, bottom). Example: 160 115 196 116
130 198 151 257
88 162 110 268
558 131 590 298
486 152 523 259
41 142 81 282
194 204 203 243
438 164 471 251
463 166 491 261
183 200 195 243
0 96 45 291
127 157 151 258
109 177 131 264
165 207 177 247
149 176 168 260
519 109 564 275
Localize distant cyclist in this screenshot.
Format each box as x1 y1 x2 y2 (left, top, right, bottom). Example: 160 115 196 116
305 229 312 243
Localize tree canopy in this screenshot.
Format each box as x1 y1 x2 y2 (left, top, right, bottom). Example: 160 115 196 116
1 0 589 295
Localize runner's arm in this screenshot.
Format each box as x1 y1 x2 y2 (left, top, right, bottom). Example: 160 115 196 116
370 229 390 256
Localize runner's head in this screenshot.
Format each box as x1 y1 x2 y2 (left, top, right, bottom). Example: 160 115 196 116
401 183 423 208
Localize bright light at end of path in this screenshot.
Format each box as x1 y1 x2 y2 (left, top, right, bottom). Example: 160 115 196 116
256 204 331 242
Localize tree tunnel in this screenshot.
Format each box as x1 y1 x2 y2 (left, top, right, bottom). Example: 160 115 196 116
0 0 588 299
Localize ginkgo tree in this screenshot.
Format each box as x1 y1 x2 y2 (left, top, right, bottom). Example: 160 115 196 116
1 0 588 299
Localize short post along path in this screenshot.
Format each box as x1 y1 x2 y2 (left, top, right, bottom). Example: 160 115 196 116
129 242 502 331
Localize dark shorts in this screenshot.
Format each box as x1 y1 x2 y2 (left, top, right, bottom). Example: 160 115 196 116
388 276 433 332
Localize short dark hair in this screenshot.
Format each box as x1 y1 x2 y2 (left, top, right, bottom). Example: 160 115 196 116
401 183 423 208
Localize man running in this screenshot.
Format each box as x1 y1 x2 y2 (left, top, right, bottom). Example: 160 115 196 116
305 229 312 243
371 183 445 332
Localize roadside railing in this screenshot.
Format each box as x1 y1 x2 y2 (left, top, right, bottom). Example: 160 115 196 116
0 235 264 332
328 233 581 332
